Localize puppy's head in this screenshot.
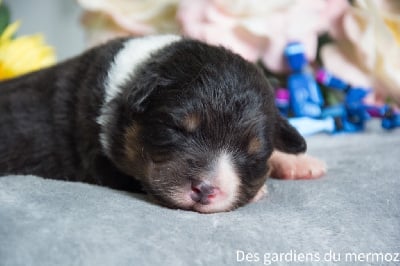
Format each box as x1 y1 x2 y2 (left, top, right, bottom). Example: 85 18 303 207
103 39 306 213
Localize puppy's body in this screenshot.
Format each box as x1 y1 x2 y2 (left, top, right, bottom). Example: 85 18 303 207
0 38 141 190
0 35 325 212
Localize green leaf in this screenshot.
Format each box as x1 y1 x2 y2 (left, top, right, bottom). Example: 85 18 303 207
0 3 10 35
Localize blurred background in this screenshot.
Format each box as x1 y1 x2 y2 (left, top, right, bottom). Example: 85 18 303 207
4 0 84 60
1 0 400 132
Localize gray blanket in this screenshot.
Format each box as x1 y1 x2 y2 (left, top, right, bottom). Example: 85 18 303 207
1 121 399 266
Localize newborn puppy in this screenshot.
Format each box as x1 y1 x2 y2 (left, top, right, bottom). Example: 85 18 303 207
0 35 325 213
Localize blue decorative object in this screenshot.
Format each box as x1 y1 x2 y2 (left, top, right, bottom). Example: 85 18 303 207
316 68 348 90
317 68 371 133
366 105 400 130
284 42 307 72
276 45 399 136
284 42 324 118
289 116 335 136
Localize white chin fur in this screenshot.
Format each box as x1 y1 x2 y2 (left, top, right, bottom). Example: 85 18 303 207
97 35 182 155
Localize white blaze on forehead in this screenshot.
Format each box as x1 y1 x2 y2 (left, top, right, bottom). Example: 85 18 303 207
216 152 240 203
97 34 182 154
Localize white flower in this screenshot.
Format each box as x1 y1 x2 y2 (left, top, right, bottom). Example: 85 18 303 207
78 0 180 46
321 0 400 104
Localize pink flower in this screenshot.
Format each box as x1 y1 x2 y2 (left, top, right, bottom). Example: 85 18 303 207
321 0 400 104
177 0 349 72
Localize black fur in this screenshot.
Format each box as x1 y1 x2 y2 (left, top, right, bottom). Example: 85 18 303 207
0 37 306 211
0 38 142 191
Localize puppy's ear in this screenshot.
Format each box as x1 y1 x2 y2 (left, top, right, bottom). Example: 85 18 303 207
122 73 173 115
124 81 159 114
273 115 306 154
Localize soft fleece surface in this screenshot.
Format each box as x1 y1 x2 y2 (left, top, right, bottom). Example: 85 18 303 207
1 121 399 266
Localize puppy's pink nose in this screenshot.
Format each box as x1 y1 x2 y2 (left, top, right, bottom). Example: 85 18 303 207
190 181 218 205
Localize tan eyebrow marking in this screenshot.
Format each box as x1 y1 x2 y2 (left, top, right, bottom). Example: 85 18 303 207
182 113 201 132
248 137 262 154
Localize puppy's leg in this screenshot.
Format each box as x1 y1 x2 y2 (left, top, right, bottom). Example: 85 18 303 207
268 150 326 180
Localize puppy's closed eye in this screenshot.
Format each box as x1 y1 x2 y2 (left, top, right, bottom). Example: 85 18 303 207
124 124 141 161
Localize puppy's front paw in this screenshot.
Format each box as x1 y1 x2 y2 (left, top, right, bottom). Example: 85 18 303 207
268 151 326 180
250 184 268 203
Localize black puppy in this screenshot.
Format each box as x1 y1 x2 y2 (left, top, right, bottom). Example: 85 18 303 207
0 35 325 213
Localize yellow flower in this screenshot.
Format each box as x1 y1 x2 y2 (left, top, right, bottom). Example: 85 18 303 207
0 21 56 81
